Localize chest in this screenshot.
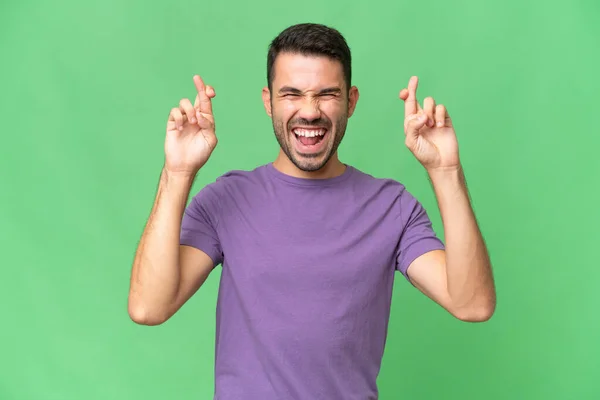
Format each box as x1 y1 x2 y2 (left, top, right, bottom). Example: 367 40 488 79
216 193 401 294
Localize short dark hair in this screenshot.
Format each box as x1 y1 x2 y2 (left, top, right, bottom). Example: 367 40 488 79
266 23 352 91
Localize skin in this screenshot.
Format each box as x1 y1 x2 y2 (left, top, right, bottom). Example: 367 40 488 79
398 76 496 322
128 76 218 325
128 53 496 326
262 52 359 179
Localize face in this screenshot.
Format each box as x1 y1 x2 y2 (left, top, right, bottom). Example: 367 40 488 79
262 52 359 173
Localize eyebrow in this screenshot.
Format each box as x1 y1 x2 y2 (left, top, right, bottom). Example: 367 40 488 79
278 86 342 95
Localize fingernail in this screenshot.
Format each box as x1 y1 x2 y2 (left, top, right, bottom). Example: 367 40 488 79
437 121 444 127
191 118 196 123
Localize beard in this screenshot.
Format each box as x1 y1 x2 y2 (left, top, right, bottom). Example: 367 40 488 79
271 109 349 172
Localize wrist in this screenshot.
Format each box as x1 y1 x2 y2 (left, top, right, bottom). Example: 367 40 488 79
426 165 464 184
162 167 197 182
426 165 474 224
426 165 469 202
160 168 197 192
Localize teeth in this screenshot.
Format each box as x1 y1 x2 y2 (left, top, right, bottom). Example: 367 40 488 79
294 129 326 137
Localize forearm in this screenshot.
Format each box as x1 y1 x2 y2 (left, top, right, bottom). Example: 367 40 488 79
428 166 495 319
128 168 195 324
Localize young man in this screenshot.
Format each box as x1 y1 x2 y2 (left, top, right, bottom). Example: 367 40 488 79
128 23 496 399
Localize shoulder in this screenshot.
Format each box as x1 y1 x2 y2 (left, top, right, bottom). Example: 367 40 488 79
211 163 270 194
347 165 425 216
347 165 411 197
190 164 270 204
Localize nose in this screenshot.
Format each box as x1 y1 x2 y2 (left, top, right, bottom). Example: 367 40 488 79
297 96 322 121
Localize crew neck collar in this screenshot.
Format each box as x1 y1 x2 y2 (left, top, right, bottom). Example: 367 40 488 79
265 162 354 187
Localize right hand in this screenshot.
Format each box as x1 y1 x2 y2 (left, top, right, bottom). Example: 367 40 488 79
164 75 217 176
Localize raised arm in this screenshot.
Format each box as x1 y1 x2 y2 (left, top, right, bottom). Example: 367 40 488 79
128 75 219 325
399 76 496 322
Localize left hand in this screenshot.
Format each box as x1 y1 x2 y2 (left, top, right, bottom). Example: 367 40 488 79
399 76 460 172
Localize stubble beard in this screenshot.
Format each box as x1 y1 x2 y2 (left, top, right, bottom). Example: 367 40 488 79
271 109 349 173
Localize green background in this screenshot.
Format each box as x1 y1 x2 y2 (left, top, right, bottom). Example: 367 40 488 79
2 0 599 398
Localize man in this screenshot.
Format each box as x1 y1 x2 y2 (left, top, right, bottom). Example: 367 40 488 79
128 23 495 399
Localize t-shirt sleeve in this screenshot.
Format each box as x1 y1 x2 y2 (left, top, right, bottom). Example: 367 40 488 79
395 188 445 281
180 185 224 267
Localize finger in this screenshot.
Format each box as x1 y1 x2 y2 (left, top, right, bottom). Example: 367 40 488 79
194 86 216 122
179 98 196 124
169 107 184 130
423 97 436 128
193 86 217 107
405 111 428 139
193 75 213 115
206 85 216 98
403 76 422 117
399 88 409 101
196 114 214 130
435 104 447 127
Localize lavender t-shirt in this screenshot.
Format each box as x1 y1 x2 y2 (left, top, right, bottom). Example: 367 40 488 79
180 163 445 399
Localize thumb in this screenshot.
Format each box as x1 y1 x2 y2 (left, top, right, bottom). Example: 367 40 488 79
405 112 427 138
404 112 427 149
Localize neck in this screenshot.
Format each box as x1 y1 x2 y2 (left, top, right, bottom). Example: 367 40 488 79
272 151 346 179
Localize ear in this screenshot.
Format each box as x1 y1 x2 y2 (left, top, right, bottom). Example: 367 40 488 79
347 86 359 118
262 87 272 117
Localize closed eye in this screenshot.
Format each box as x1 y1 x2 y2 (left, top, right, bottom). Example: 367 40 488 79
278 86 342 98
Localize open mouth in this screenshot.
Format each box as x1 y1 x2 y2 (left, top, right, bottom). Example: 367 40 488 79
292 127 328 148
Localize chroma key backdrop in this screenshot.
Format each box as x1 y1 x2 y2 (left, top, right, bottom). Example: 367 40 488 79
1 0 599 399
